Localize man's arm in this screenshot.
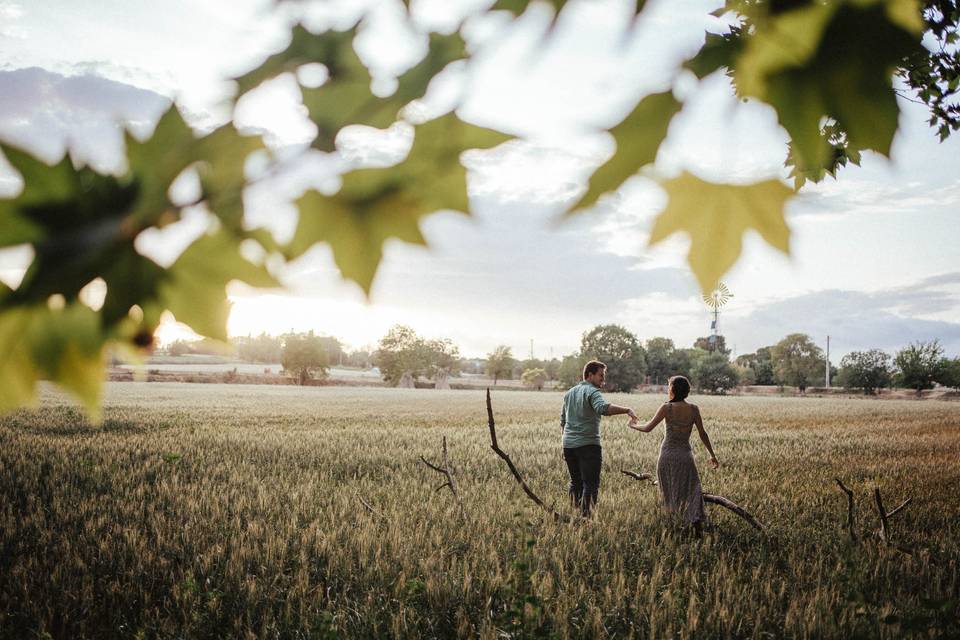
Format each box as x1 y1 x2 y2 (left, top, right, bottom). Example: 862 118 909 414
605 404 637 420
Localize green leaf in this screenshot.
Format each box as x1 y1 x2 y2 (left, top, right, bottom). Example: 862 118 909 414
300 30 468 150
0 146 70 246
735 1 925 168
297 28 376 151
193 124 266 229
233 24 355 98
159 230 280 341
0 305 37 412
684 29 744 80
124 105 198 228
648 172 792 293
290 112 511 293
570 91 681 212
25 302 107 422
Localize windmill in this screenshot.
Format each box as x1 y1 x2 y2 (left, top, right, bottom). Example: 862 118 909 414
702 282 733 351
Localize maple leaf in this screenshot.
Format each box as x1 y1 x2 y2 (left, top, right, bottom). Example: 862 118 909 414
570 90 681 213
289 112 511 293
648 173 793 293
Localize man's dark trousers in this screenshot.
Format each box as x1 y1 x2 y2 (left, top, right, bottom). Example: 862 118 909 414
563 444 601 516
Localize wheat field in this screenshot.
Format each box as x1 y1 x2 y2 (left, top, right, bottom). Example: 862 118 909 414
1 383 958 639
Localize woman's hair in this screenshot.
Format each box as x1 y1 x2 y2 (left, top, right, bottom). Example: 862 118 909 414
668 375 690 402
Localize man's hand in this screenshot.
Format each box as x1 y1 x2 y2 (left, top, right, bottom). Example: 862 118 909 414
628 416 640 431
627 408 637 420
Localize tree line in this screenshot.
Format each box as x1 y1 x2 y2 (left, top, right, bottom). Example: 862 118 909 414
172 324 960 392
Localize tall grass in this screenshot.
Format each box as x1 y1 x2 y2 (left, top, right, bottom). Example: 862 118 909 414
1 383 958 638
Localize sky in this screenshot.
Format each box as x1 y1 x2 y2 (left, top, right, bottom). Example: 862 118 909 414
0 0 958 361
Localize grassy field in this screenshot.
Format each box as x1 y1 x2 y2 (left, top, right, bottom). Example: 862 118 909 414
1 383 958 639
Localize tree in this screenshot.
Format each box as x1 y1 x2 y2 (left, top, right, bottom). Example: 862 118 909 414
0 1 955 417
373 325 428 387
735 347 777 385
691 352 740 394
486 346 515 385
521 368 548 391
938 357 960 390
234 332 283 363
671 348 709 383
771 334 825 393
424 338 460 380
645 337 676 385
281 331 328 385
894 340 946 392
580 325 647 392
694 335 731 357
557 353 587 388
836 349 894 394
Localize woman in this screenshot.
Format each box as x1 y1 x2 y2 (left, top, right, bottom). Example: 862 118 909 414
630 375 719 535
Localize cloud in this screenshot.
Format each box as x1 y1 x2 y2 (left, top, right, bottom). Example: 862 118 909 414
725 273 960 358
0 66 170 171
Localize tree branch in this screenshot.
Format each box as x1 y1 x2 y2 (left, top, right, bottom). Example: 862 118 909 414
887 497 912 519
835 478 857 541
621 467 765 532
620 469 656 484
487 388 571 523
874 487 890 544
420 436 466 520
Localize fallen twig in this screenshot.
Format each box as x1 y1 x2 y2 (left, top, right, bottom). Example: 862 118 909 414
835 478 857 541
874 487 911 545
621 468 765 532
487 389 571 523
357 494 384 520
620 469 656 484
420 436 467 521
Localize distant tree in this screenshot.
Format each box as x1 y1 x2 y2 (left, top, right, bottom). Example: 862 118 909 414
645 337 675 385
691 352 739 393
836 349 894 394
234 333 283 363
771 334 825 393
735 347 776 385
521 368 548 391
425 338 460 379
694 335 730 356
374 325 429 386
543 358 561 381
671 347 708 382
344 349 373 369
558 353 587 388
894 340 946 392
580 324 647 392
938 357 960 390
485 345 515 385
317 336 344 367
168 340 191 357
282 332 328 385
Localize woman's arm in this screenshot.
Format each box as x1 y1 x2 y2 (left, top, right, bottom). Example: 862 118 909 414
693 405 719 468
629 404 667 433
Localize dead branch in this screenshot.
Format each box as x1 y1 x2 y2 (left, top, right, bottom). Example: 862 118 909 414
487 388 571 523
887 497 912 519
420 436 466 520
874 487 890 544
835 478 857 541
621 468 765 532
357 494 384 520
874 488 911 544
620 469 656 484
702 494 766 532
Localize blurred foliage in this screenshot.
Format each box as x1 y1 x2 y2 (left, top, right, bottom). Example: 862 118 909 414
0 0 953 416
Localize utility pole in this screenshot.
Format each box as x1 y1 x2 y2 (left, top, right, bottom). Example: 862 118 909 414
529 339 534 361
825 335 831 387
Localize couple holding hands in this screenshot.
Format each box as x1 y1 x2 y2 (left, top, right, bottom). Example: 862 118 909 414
560 360 719 533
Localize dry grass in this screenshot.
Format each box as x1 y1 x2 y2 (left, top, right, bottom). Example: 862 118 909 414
1 383 958 639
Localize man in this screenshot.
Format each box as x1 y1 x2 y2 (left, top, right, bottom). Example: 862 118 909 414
560 360 636 517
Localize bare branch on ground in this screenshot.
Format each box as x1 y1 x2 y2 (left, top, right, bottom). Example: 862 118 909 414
487 388 571 523
420 436 467 521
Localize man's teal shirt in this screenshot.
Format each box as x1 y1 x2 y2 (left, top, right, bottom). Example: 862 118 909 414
560 380 610 448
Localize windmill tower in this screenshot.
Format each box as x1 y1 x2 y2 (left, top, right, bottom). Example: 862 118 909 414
702 282 733 351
